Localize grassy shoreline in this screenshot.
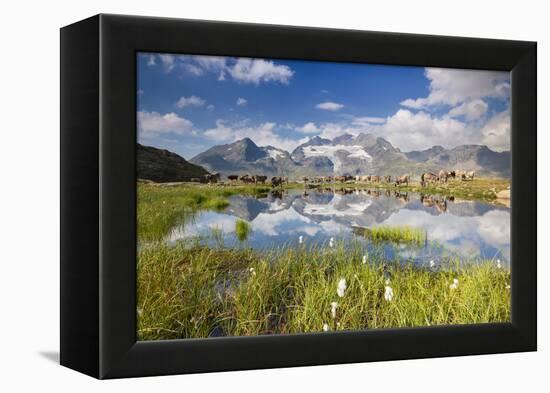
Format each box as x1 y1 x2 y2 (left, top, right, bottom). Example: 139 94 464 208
137 241 510 340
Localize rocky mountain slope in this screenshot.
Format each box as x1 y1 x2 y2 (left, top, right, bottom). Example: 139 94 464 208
137 143 209 182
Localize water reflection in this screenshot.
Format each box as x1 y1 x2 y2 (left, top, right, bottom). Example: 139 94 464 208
168 188 510 265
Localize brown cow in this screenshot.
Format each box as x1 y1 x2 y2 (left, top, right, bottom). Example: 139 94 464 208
384 175 392 183
271 176 283 188
334 175 347 183
228 174 239 182
421 172 439 185
371 175 380 183
394 175 410 187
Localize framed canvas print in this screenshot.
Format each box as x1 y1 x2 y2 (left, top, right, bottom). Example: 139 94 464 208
60 14 537 379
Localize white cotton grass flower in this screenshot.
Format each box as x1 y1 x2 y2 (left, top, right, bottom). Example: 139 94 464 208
330 302 338 319
496 259 502 269
385 278 391 285
329 237 335 248
323 323 329 332
354 274 358 279
450 278 459 290
384 286 394 302
506 284 511 290
362 255 367 264
337 278 347 297
336 322 341 328
429 260 435 268
298 235 304 244
249 267 256 276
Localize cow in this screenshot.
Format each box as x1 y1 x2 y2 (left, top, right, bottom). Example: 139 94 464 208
301 176 309 184
394 175 410 187
204 173 221 184
228 174 239 182
421 172 439 185
271 176 284 188
371 175 380 183
463 170 475 181
240 174 252 183
253 175 267 184
334 175 347 183
438 170 449 183
384 175 392 183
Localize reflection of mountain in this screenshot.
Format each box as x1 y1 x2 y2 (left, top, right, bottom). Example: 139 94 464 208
188 133 510 178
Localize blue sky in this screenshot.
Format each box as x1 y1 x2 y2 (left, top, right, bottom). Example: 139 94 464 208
137 52 510 159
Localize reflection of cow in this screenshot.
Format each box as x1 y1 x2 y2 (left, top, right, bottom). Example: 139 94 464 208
253 175 267 184
394 191 409 203
204 173 221 184
420 194 448 213
394 175 410 187
228 175 239 182
421 172 439 185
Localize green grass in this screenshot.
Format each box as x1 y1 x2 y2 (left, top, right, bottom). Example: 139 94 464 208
137 183 271 242
358 225 426 245
137 240 510 340
235 219 251 242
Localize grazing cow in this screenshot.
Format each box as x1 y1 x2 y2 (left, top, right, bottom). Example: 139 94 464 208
455 170 465 180
253 175 267 184
448 170 456 180
334 175 347 183
228 174 239 182
301 176 309 184
371 175 380 183
271 176 283 188
421 172 439 185
204 173 221 184
240 174 252 183
394 175 410 187
438 170 449 183
384 175 392 183
463 170 475 181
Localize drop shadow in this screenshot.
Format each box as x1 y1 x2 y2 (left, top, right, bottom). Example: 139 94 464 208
38 351 59 364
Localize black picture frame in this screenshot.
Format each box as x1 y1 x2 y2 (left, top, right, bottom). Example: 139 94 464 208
60 14 537 379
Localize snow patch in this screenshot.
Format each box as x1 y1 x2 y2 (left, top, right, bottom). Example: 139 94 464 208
266 148 286 160
302 145 372 171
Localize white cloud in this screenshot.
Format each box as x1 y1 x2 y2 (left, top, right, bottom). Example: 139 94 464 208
175 95 206 108
203 120 307 152
206 104 215 111
350 116 386 126
146 55 156 66
401 68 510 109
316 101 344 111
480 110 510 152
158 54 176 73
236 97 248 106
182 63 204 76
448 99 488 121
370 109 471 151
228 58 294 85
137 111 194 137
296 122 319 133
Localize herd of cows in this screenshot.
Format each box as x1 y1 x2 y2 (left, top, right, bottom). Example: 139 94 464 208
194 169 476 188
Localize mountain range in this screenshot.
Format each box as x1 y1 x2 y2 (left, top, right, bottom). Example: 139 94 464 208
189 133 510 178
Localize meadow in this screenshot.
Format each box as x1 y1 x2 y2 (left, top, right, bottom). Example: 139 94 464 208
137 241 510 340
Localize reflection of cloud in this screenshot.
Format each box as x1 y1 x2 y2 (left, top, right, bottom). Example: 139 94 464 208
303 194 372 216
382 208 510 260
169 213 237 241
251 207 312 236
